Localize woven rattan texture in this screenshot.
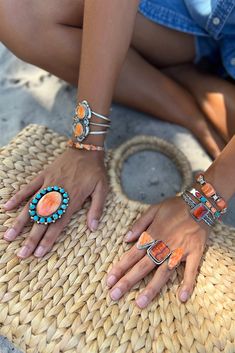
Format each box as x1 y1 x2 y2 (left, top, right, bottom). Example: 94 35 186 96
0 124 234 353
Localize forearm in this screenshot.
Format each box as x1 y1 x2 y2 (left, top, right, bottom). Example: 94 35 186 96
203 135 235 202
77 0 139 116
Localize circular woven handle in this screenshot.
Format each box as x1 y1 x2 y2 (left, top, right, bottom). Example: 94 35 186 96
109 135 193 207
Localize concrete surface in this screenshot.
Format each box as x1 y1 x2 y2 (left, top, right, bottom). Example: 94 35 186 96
0 43 235 352
0 336 23 353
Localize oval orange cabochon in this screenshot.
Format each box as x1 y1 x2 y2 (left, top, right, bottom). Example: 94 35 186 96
36 191 62 217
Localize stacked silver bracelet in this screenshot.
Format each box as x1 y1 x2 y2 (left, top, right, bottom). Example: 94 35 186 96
181 191 216 227
73 100 111 142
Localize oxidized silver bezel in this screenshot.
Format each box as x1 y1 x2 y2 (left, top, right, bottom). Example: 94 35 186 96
136 239 156 250
74 100 92 120
147 241 171 265
73 100 92 142
190 202 210 222
73 117 90 142
28 186 69 225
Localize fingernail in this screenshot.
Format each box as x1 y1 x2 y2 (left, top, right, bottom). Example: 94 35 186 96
17 246 30 258
180 290 188 302
3 200 14 209
107 275 117 287
34 246 45 257
4 228 16 241
136 295 149 308
125 231 133 242
91 219 98 232
110 288 122 300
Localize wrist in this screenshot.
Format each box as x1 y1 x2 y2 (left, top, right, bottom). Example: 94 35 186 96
66 144 105 160
202 135 235 203
203 164 233 203
82 133 106 146
71 100 110 148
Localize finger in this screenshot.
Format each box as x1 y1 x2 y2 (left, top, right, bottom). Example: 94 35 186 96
106 244 147 287
136 260 172 308
124 204 160 243
109 254 155 301
17 223 48 259
178 252 202 302
3 174 44 210
4 200 31 241
33 205 75 257
87 181 108 232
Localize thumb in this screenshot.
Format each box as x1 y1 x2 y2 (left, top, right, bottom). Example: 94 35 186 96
87 181 108 232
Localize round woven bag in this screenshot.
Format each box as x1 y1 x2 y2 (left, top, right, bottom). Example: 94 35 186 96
0 124 234 353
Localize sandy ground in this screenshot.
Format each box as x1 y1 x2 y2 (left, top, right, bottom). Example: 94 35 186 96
0 43 235 352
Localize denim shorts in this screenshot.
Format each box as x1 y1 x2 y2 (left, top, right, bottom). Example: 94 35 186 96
138 0 227 77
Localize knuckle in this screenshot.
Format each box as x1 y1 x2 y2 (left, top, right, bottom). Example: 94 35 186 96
91 206 103 218
109 265 124 280
24 238 37 249
40 234 55 247
14 217 24 230
123 247 139 262
132 219 143 232
59 213 72 227
119 277 131 292
137 257 153 274
145 286 157 298
186 266 198 279
159 262 172 278
183 282 194 294
12 193 22 203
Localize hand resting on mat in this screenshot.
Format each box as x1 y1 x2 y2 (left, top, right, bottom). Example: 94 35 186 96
3 148 108 258
106 196 210 305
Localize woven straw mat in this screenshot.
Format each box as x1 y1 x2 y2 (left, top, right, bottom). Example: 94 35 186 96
0 124 234 353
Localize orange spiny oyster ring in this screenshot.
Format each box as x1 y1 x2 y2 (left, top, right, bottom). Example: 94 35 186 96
167 247 184 270
28 186 69 225
147 240 172 265
136 231 156 250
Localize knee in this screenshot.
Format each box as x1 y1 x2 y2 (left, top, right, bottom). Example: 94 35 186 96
0 0 42 63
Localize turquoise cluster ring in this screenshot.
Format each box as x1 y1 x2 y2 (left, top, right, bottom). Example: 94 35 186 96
28 186 69 225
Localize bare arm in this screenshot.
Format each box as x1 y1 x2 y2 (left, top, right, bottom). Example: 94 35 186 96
107 137 235 306
3 1 140 258
76 0 140 145
204 135 235 202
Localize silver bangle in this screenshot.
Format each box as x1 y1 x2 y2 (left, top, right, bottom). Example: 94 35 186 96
90 122 111 128
182 192 214 224
181 192 215 227
89 130 108 135
75 100 111 122
73 100 111 142
91 110 111 122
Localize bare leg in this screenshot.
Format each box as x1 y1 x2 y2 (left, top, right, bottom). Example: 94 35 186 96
0 0 229 158
163 64 235 142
